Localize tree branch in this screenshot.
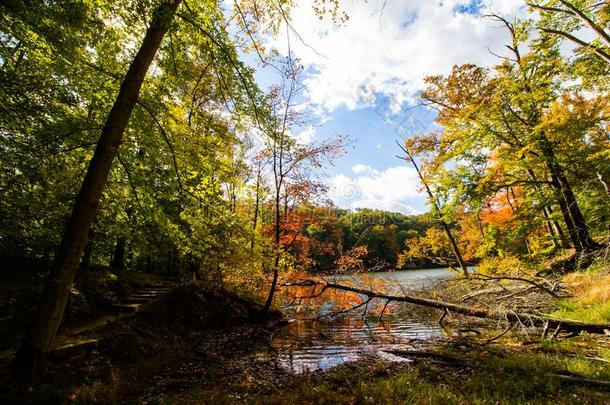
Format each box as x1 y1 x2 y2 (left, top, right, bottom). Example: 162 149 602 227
541 28 610 64
287 280 610 334
557 0 610 48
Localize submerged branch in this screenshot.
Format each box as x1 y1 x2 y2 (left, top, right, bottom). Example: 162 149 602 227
287 280 610 334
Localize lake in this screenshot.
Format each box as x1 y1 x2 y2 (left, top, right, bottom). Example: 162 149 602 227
269 267 462 373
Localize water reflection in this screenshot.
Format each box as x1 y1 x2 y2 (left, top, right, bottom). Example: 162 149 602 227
272 267 463 373
272 316 443 373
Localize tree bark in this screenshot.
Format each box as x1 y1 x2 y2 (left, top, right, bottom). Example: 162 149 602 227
598 172 610 199
556 170 598 250
550 171 583 252
440 221 469 275
262 192 282 314
250 166 262 252
548 206 569 248
79 228 95 270
524 166 569 250
13 0 181 378
539 135 598 251
541 207 560 250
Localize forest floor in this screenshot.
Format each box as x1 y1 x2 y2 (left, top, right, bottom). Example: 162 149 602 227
0 258 179 353
133 252 610 404
151 336 610 405
1 252 609 404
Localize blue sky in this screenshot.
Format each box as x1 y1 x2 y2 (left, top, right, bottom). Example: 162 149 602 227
247 0 526 214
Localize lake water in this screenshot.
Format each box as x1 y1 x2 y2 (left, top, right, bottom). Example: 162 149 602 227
270 267 461 373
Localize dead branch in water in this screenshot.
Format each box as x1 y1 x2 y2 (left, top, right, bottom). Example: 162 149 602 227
467 274 562 297
453 273 570 298
283 279 610 334
482 322 513 345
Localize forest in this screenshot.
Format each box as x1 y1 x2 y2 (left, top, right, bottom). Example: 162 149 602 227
0 0 609 403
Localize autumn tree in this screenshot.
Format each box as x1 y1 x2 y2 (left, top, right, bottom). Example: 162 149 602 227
528 1 610 65
418 17 605 257
7 0 289 376
12 0 183 376
398 141 469 275
259 58 345 312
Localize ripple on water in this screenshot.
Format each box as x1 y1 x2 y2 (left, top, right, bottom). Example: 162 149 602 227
270 268 464 373
271 316 444 373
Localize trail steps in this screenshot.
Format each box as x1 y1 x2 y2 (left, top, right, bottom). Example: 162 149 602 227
0 277 178 363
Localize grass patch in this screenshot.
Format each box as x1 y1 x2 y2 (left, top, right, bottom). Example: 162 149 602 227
169 342 610 405
551 300 610 324
251 357 608 404
548 264 610 324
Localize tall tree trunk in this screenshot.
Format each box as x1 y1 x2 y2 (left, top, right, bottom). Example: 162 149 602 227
167 246 177 276
80 228 95 270
250 168 261 252
539 135 597 251
475 212 485 240
524 166 568 250
550 171 583 252
439 220 469 274
229 186 237 213
556 170 598 250
399 143 469 277
548 206 569 248
598 172 610 199
262 192 282 314
13 0 181 377
541 207 559 250
110 236 126 270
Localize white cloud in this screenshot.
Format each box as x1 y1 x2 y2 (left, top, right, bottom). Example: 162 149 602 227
265 0 526 114
329 165 424 214
351 164 377 174
295 126 316 144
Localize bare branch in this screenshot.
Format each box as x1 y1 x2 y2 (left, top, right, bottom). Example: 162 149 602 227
314 296 373 320
482 322 513 345
557 0 610 48
541 28 610 64
527 3 575 16
286 279 610 334
136 100 186 194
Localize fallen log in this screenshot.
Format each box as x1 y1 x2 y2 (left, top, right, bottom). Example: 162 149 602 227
287 280 610 335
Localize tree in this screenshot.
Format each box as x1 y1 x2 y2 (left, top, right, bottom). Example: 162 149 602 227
418 17 604 255
259 58 344 313
14 0 183 376
397 142 469 277
2 0 359 375
528 1 610 64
